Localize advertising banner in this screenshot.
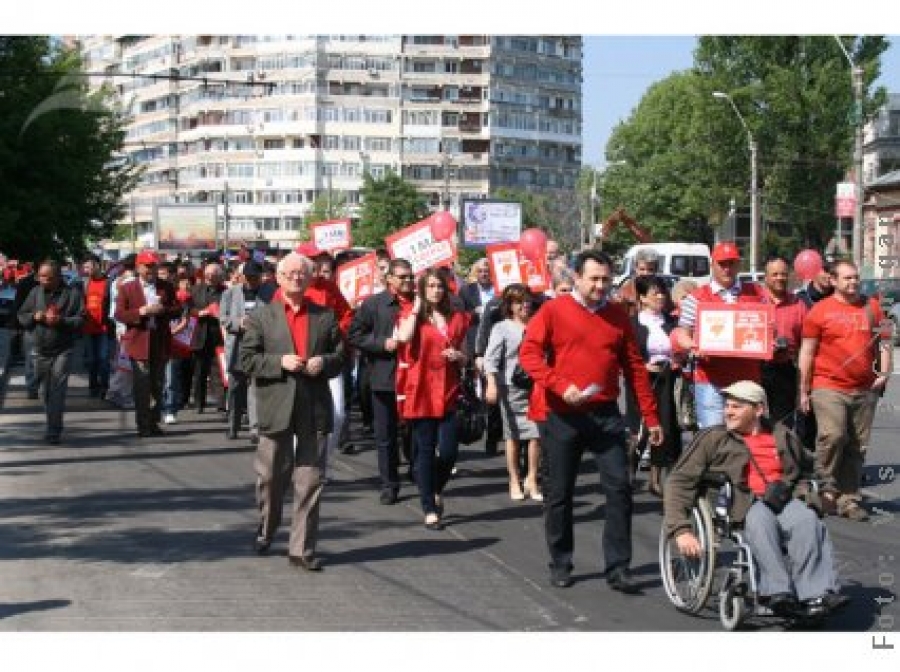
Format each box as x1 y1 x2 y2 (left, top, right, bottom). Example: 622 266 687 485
336 252 377 306
461 199 523 247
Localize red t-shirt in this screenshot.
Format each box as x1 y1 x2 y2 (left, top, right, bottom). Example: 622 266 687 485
83 277 108 335
802 295 880 392
742 433 783 497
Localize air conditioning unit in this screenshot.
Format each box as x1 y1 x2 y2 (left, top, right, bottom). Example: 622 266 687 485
368 68 379 77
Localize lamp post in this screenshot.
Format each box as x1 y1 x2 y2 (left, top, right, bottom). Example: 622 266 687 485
834 36 865 268
713 91 760 275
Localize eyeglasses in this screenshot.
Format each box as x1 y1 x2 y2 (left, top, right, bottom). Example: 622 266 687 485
279 270 306 279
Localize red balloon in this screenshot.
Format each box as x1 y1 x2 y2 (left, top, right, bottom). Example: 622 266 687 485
519 228 548 262
430 211 457 241
793 249 824 281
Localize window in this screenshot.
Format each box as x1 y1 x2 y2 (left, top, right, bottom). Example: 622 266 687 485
322 135 341 150
263 139 285 150
342 135 362 151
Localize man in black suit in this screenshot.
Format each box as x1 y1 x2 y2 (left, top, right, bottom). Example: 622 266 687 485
188 261 226 412
349 258 415 505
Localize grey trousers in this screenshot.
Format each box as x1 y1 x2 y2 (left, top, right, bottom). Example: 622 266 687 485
34 348 73 438
255 430 327 559
743 499 839 601
24 330 38 394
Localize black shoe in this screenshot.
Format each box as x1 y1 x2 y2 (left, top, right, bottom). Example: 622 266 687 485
607 568 641 594
823 591 851 613
339 442 354 455
424 519 444 531
226 428 238 440
138 426 164 438
46 435 61 445
27 391 39 400
249 433 260 446
289 555 323 571
800 597 829 619
379 490 398 505
549 564 573 589
764 592 800 617
253 535 271 555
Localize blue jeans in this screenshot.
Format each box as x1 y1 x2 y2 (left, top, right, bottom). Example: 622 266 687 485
84 333 110 392
163 358 182 415
694 382 725 428
411 413 459 515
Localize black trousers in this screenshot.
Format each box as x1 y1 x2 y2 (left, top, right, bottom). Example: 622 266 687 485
540 406 633 574
191 340 224 410
761 361 799 426
372 390 401 494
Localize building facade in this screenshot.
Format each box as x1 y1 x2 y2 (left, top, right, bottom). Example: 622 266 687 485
79 35 583 251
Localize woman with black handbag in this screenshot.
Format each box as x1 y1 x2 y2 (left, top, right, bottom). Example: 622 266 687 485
484 284 543 502
396 270 470 530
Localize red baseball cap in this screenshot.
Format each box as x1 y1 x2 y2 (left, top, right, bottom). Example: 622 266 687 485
135 251 160 266
712 241 741 263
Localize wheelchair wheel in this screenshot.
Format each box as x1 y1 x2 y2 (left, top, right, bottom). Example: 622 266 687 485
719 583 747 631
659 496 717 614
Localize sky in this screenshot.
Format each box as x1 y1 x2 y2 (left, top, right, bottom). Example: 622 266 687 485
582 35 900 167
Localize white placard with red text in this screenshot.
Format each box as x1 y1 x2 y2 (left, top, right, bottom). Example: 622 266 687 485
311 219 352 252
337 253 377 305
385 218 456 275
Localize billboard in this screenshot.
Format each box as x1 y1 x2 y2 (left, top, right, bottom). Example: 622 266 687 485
460 199 523 248
155 204 218 252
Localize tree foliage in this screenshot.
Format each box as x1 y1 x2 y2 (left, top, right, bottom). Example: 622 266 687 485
0 36 138 261
302 192 349 242
355 171 430 248
602 36 889 263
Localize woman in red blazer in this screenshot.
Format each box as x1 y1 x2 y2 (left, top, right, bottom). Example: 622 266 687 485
396 269 469 530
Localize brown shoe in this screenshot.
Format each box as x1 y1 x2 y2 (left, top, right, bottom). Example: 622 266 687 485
839 502 869 522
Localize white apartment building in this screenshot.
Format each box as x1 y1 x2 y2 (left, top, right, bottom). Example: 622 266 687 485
78 35 583 250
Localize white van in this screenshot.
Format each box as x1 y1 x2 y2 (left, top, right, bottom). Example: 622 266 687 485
615 243 712 286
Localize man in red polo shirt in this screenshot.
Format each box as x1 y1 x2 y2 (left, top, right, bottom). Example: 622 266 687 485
520 250 662 594
759 255 808 425
80 254 111 399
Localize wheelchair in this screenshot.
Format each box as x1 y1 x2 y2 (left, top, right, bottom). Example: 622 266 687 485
659 472 827 630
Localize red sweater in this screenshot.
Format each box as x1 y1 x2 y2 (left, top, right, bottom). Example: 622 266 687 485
519 294 660 427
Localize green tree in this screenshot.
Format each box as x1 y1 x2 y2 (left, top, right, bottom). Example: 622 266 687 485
695 35 889 255
0 36 138 261
355 171 430 248
301 192 349 242
601 36 890 264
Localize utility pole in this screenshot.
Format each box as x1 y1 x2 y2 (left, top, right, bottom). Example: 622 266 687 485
852 64 865 268
750 137 760 276
130 193 137 252
590 169 599 250
833 37 866 268
223 181 230 253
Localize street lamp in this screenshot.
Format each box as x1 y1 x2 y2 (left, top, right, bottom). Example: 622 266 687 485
833 36 865 269
713 91 760 275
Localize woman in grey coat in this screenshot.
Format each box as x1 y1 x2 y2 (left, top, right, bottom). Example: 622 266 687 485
484 284 542 501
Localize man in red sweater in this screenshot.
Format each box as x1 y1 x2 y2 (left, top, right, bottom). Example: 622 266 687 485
520 250 662 593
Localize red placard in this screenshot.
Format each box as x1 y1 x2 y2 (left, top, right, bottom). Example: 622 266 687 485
311 218 352 252
695 303 774 359
485 243 550 294
386 217 456 275
336 252 377 306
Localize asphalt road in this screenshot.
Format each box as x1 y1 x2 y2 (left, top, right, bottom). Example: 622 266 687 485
0 334 897 642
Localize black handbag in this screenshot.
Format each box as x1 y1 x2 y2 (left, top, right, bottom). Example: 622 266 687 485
746 449 793 515
455 367 486 445
510 363 533 391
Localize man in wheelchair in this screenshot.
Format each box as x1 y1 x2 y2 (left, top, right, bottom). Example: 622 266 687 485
663 380 850 619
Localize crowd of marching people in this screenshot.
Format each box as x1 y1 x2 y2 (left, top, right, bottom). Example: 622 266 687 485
3 236 882 614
